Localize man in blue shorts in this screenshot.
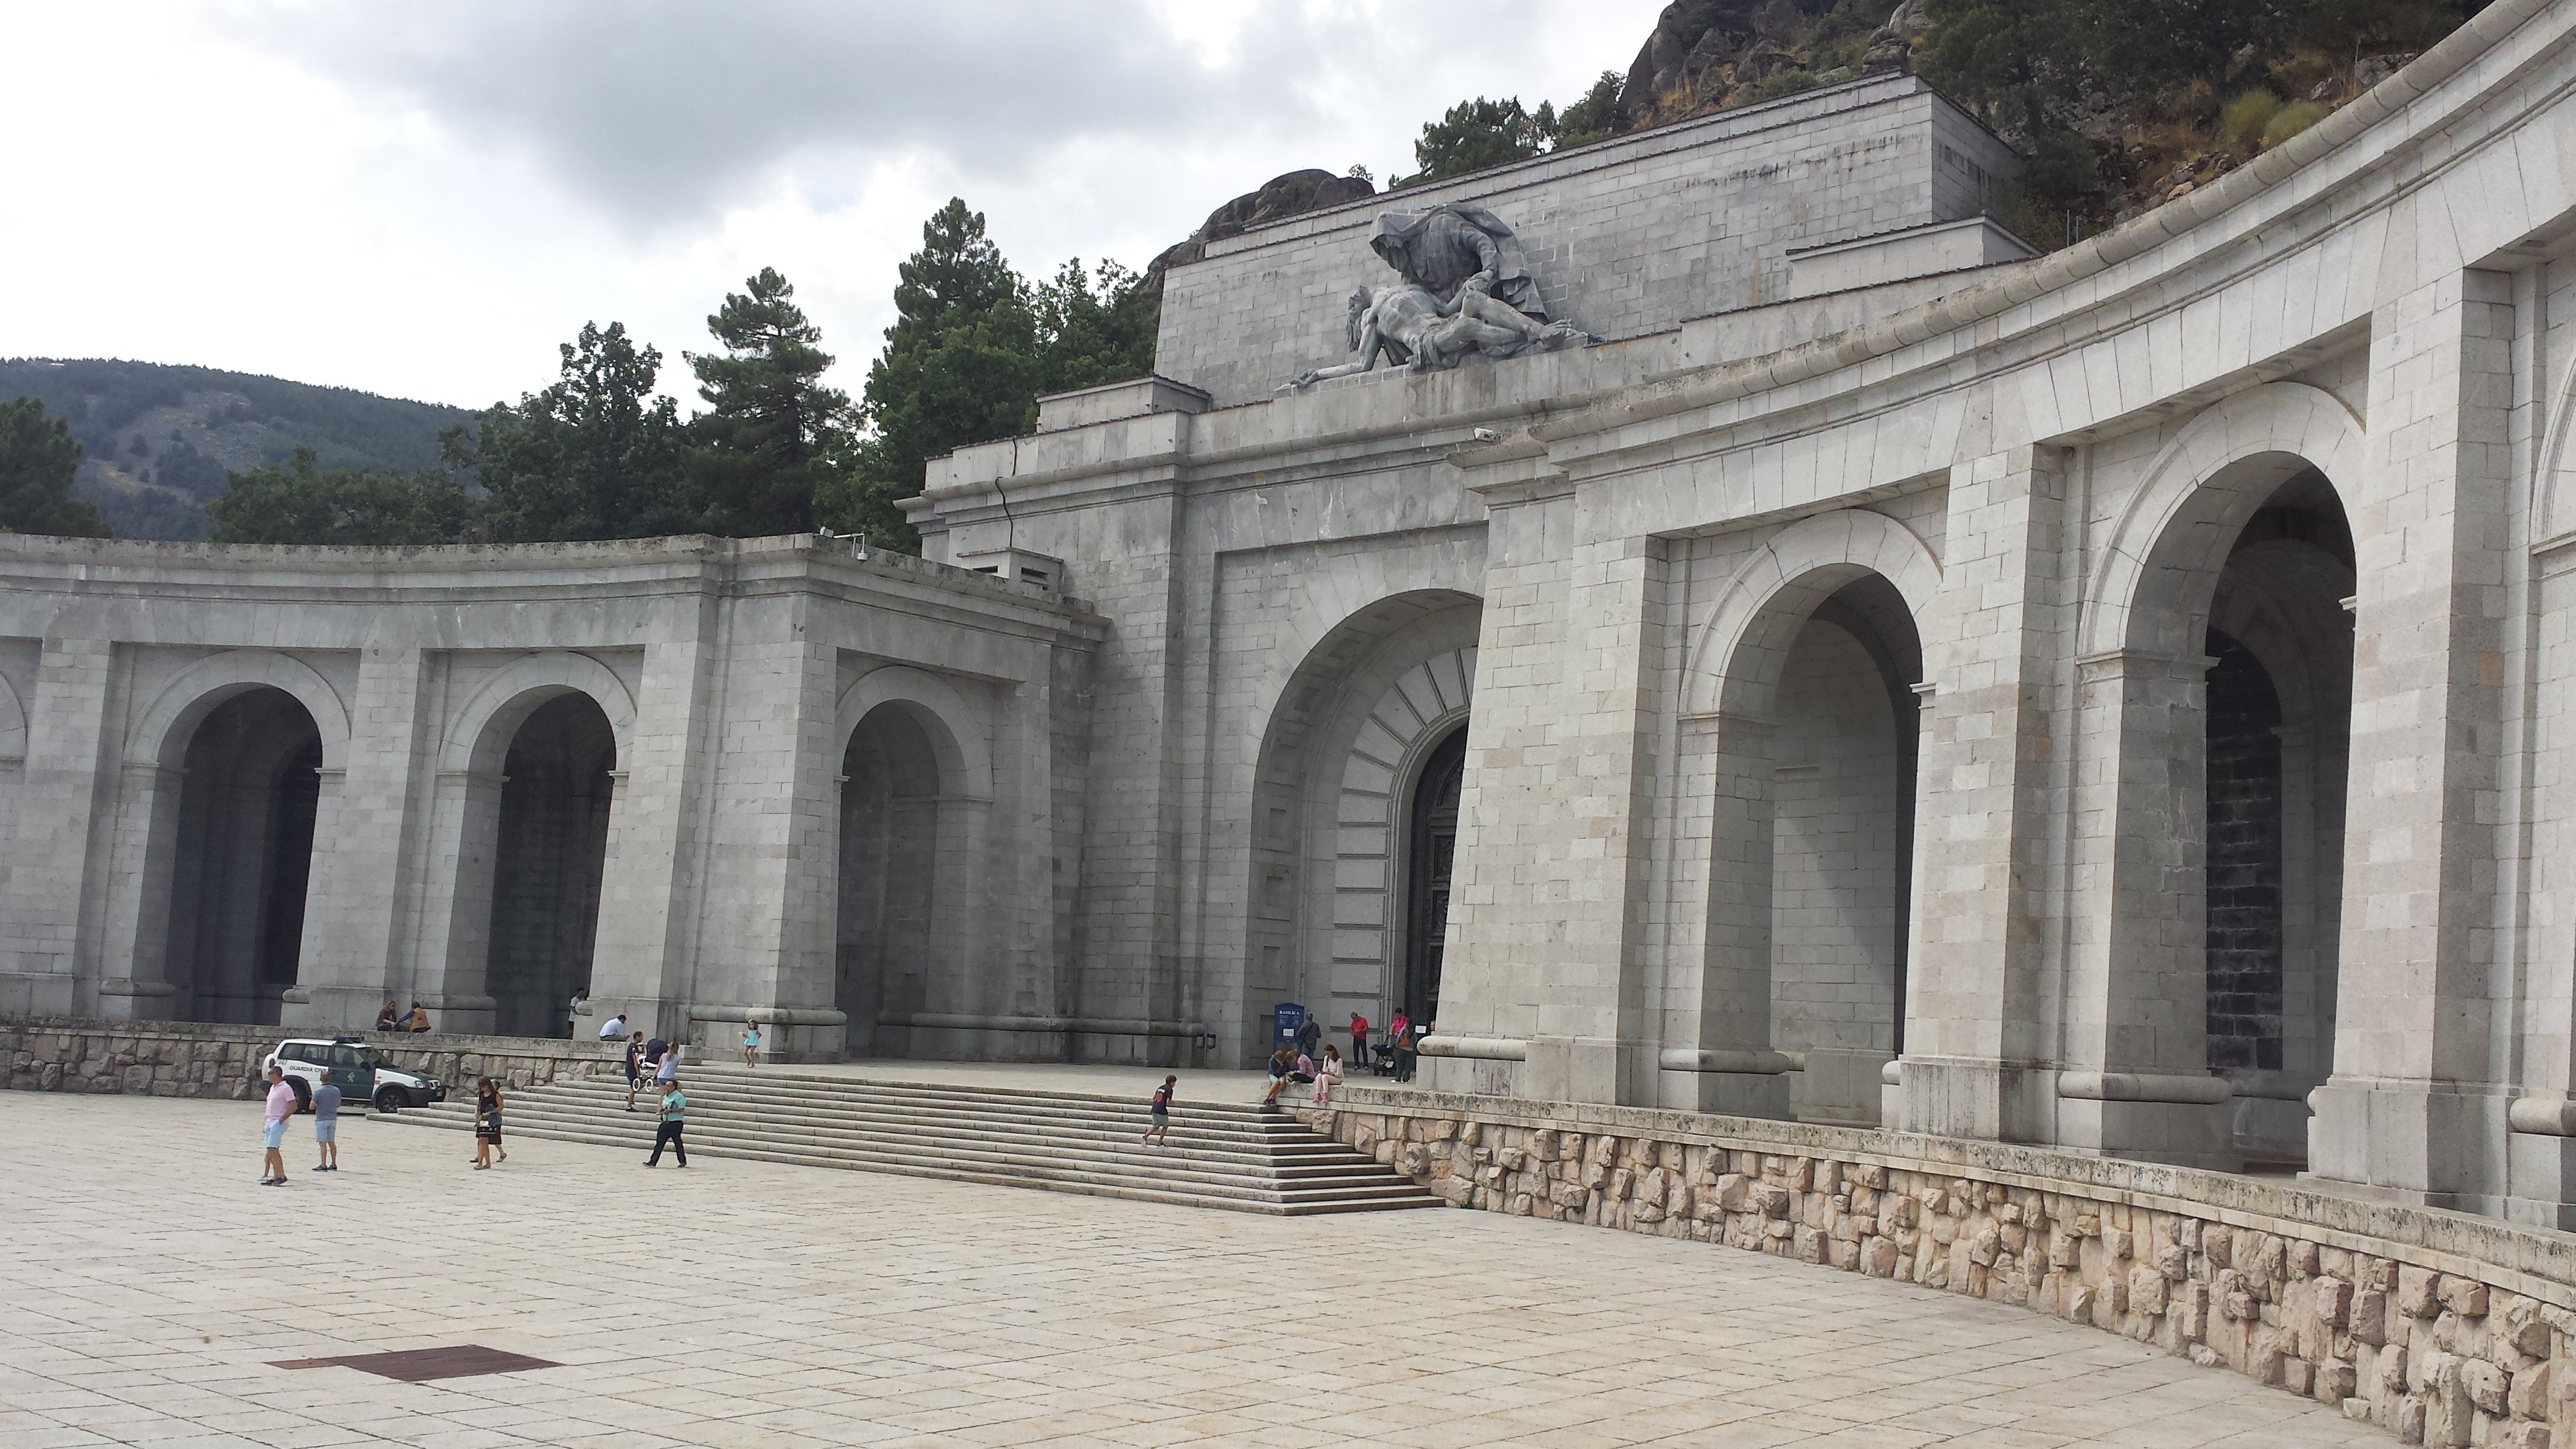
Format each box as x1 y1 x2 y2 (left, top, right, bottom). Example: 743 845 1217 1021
310 1068 342 1173
258 1064 296 1186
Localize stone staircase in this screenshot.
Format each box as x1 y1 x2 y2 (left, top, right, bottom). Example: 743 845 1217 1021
379 1065 1438 1216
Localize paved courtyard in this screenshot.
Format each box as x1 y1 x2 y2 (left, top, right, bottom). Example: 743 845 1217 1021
1 1093 2382 1449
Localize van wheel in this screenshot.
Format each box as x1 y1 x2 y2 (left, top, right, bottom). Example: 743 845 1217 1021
374 1088 404 1115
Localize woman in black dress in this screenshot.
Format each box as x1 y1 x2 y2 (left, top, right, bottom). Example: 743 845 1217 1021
472 1077 505 1169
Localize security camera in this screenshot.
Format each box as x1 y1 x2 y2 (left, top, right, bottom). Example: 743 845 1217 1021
1471 427 1498 442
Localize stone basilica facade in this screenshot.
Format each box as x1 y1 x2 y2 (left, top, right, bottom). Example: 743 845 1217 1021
10 3 2576 1224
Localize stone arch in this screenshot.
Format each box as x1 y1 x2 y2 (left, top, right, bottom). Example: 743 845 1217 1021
1247 590 1483 1063
0 672 27 761
439 652 636 776
1683 508 1942 720
129 650 351 771
1667 511 1934 1120
835 665 990 803
2080 382 2364 660
2534 352 2576 549
2064 395 2361 1168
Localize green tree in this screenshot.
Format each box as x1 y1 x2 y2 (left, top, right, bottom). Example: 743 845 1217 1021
451 321 690 542
1405 97 1553 183
0 397 109 537
207 447 472 545
683 267 851 537
1033 258 1159 394
1553 71 1627 149
2086 0 2294 104
1919 0 2089 140
830 200 1044 550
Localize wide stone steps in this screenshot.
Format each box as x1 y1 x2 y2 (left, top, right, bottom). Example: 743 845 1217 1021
381 1066 1436 1216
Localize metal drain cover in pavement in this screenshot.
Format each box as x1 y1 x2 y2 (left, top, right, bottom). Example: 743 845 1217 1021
270 1345 559 1382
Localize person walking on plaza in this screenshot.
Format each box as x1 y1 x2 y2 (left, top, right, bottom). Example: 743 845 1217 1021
646 1078 688 1167
258 1063 296 1186
471 1076 502 1169
741 1020 761 1068
567 987 588 1038
1312 1045 1344 1106
310 1068 342 1173
623 1032 648 1111
1393 1020 1420 1084
1295 1013 1322 1062
1143 1074 1176 1146
1348 1012 1370 1071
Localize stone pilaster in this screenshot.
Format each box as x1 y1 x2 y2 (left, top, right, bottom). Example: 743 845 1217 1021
1899 446 2069 1143
285 645 432 1032
590 636 720 1044
1 642 117 1017
1433 482 1666 1105
2313 268 2517 1205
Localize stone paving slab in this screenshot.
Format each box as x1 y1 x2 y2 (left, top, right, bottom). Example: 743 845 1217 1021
0 1093 2384 1448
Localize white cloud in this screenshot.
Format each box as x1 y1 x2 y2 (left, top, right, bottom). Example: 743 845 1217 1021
0 0 1661 409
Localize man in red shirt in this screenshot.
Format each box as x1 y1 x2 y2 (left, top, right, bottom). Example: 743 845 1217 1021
1349 1012 1371 1071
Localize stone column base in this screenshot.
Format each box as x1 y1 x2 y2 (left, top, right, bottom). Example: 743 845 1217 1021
1516 1035 1634 1105
1893 1056 2052 1142
2054 1096 2235 1169
281 986 389 1034
2309 1077 2510 1210
1657 1068 1792 1118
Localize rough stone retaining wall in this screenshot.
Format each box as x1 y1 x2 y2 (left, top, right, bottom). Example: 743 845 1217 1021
1 1016 618 1101
1305 1086 2576 1448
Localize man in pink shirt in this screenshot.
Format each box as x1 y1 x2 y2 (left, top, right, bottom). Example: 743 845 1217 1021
259 1063 297 1186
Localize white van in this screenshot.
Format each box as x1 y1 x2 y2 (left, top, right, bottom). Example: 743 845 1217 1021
260 1037 447 1115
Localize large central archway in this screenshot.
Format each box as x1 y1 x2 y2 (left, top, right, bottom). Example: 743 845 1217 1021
1246 590 1481 1066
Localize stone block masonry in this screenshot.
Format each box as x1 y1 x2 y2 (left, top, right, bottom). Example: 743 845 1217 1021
1307 1086 2576 1449
1 1015 618 1100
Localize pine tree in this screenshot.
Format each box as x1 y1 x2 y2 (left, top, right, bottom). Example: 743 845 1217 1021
683 268 850 537
0 398 110 537
828 200 1043 550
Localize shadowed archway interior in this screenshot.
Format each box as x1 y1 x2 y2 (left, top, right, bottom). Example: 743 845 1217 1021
163 687 324 1026
486 693 616 1038
838 703 944 1059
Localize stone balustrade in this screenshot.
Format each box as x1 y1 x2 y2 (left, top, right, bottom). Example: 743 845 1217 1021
1305 1085 2576 1448
1 1015 620 1100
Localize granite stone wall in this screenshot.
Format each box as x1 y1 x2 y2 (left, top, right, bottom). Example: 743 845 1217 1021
1310 1088 2576 1448
1 1015 618 1101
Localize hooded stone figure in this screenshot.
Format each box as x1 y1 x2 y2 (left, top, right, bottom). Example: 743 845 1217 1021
1367 204 1551 322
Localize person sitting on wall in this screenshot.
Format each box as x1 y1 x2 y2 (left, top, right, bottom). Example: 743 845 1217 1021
374 1002 400 1034
406 1003 432 1033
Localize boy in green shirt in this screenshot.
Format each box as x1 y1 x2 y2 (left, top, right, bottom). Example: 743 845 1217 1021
646 1080 688 1167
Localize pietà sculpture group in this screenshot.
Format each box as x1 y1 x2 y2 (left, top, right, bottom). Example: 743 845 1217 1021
1291 203 1592 388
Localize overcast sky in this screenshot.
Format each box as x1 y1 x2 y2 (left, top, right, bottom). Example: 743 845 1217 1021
1 1 1662 411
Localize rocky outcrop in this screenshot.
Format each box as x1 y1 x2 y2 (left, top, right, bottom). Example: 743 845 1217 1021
1144 168 1378 300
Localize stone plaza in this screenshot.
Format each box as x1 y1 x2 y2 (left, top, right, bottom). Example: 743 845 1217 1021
13 1 2576 1442
0 1091 2378 1449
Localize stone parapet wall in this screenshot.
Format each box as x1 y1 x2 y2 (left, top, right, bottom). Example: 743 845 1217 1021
1305 1087 2576 1448
1 1016 618 1101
